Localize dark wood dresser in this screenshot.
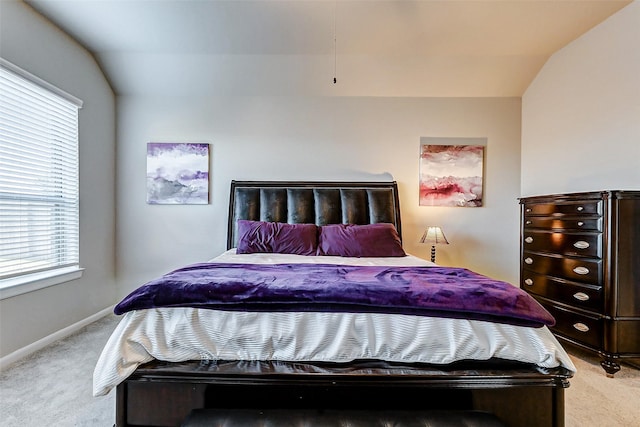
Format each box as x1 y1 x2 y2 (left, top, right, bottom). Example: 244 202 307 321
519 190 640 376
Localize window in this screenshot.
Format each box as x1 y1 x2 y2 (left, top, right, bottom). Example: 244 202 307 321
0 59 83 295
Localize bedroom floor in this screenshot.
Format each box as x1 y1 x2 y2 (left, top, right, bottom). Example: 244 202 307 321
563 346 640 427
0 313 638 427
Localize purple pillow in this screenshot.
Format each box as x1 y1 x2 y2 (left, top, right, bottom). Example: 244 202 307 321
236 220 318 255
317 223 406 257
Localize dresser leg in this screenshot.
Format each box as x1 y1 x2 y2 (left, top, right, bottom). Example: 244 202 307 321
600 358 621 377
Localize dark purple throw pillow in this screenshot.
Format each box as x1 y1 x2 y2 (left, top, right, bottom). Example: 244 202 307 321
317 223 406 257
236 220 318 256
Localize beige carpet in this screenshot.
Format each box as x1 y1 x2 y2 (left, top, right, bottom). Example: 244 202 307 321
564 346 640 427
1 313 638 426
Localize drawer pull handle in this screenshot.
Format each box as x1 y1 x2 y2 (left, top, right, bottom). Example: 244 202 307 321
573 266 590 275
524 237 534 244
577 206 584 212
526 208 532 213
577 221 584 227
573 292 590 301
524 257 533 265
526 220 532 225
573 241 590 249
524 279 534 286
573 323 590 333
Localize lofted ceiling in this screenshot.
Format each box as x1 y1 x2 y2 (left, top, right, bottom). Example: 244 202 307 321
24 0 632 97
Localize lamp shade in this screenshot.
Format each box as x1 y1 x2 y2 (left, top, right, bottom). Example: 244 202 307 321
420 226 449 245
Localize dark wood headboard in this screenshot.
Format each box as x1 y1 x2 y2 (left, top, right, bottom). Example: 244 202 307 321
227 181 402 249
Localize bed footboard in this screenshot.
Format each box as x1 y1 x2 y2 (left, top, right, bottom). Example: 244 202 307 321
115 360 571 427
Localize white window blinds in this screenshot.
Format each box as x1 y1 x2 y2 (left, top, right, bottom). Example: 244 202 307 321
0 60 82 280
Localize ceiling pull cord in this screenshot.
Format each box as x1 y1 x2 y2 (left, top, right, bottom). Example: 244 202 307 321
333 1 337 84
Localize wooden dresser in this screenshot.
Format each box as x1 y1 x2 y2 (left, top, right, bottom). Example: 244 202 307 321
519 190 640 376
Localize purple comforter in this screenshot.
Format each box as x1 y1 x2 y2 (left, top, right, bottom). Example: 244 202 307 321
114 263 554 328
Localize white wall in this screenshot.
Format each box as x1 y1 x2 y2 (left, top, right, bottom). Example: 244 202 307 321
0 1 523 361
1 0 635 367
116 96 522 295
0 0 116 359
521 1 640 197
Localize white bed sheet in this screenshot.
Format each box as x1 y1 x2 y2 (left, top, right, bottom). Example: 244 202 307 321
93 251 576 396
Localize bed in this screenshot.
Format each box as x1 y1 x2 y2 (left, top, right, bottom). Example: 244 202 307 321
94 180 575 427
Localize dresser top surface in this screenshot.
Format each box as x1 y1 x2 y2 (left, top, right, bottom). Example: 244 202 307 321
519 190 640 204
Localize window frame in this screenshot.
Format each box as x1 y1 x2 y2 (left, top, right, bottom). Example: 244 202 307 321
0 58 84 299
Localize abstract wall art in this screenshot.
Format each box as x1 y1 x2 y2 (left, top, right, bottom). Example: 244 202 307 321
146 142 210 204
419 142 484 207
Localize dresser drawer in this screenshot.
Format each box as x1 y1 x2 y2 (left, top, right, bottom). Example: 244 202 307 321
522 216 602 232
523 200 602 216
521 271 603 312
540 302 603 349
522 252 602 285
522 231 601 258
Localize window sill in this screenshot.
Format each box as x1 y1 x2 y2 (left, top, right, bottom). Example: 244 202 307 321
0 267 84 300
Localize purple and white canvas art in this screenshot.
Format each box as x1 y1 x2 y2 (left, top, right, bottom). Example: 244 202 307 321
146 143 209 204
419 144 484 207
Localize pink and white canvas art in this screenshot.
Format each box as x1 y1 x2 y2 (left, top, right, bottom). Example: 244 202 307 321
419 144 484 207
146 142 209 204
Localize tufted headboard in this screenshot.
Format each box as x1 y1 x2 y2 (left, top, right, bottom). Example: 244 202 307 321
227 181 402 249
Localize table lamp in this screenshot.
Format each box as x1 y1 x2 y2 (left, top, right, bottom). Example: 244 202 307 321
420 226 449 263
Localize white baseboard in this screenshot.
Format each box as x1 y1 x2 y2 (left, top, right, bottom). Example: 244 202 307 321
0 305 114 371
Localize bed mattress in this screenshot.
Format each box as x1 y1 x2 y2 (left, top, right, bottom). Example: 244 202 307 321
93 251 576 396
